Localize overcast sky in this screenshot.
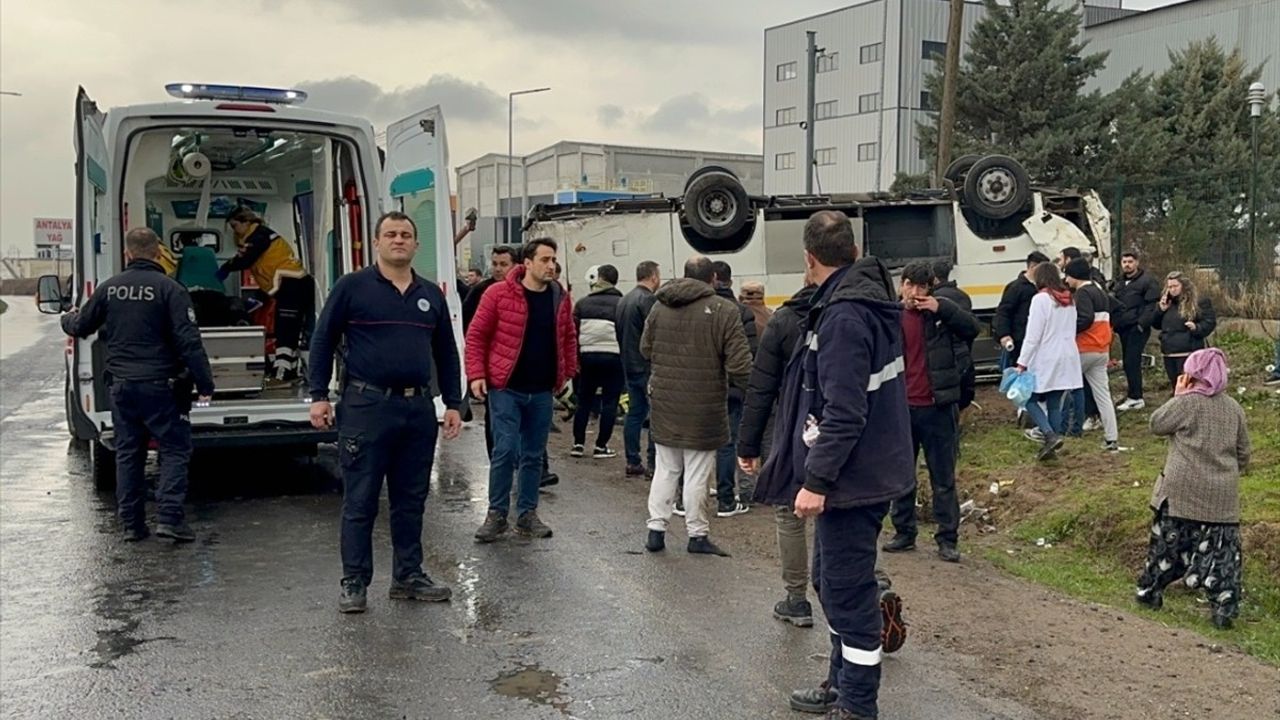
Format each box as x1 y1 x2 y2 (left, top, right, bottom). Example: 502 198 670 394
0 0 1176 254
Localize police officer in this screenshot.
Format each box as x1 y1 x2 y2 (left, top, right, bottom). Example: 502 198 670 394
61 228 215 543
308 210 464 615
217 207 313 381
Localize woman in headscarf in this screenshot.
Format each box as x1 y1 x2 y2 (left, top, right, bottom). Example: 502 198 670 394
738 281 773 340
1137 348 1251 629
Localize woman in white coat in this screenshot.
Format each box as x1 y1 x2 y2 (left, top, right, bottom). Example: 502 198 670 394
1015 262 1083 461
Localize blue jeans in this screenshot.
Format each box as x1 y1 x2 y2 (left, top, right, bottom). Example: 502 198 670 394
623 375 655 468
1024 391 1065 438
716 395 745 502
487 389 553 516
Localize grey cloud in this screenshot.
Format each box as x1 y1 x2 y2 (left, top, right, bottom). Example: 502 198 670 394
597 104 625 128
297 75 505 126
639 93 761 135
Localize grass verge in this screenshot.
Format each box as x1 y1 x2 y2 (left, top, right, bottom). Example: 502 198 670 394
959 331 1280 665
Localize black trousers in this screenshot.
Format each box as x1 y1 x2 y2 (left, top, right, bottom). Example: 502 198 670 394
572 353 624 447
273 276 315 373
110 380 192 528
337 385 438 586
1119 327 1150 401
1164 355 1189 387
814 502 888 719
890 404 960 546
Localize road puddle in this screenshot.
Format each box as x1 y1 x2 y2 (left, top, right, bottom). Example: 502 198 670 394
491 663 571 715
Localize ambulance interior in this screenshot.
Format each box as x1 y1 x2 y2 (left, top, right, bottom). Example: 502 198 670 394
122 126 370 397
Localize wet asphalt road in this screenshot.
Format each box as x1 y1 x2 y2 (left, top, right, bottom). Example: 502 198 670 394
0 302 1040 719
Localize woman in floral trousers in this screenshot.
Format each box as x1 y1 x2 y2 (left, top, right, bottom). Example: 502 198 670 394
1137 348 1251 629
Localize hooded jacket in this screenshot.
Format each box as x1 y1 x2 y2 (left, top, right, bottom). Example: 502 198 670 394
1154 294 1217 356
574 285 623 355
464 265 578 392
755 258 915 509
738 285 818 460
641 278 753 451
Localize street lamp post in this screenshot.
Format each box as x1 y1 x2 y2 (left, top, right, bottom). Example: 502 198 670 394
1248 82 1266 282
507 87 551 243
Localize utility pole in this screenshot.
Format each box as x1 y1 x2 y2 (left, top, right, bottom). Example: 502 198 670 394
507 87 551 244
1248 82 1266 283
935 0 965 184
805 31 819 194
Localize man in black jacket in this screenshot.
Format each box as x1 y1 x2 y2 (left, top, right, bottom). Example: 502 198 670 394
993 252 1051 369
738 282 818 626
711 260 758 517
932 260 975 410
883 263 980 563
616 260 661 476
461 245 516 333
61 228 215 543
571 264 625 459
1111 250 1161 410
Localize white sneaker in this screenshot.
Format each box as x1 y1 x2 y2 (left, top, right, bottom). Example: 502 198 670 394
570 444 585 458
1082 417 1102 432
1023 428 1045 442
1116 398 1145 411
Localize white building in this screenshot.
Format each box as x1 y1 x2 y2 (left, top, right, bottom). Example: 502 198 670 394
764 0 1276 195
455 141 761 267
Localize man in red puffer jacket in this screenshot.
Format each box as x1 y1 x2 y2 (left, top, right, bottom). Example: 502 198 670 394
466 238 578 543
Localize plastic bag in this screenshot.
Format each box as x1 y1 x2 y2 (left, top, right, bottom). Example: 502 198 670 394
1000 367 1036 408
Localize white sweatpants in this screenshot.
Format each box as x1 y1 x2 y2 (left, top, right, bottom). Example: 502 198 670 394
646 444 715 538
1081 352 1119 443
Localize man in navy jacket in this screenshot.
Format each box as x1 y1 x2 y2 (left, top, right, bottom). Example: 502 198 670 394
756 210 914 720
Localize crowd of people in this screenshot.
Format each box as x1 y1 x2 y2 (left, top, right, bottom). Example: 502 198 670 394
62 200 1265 719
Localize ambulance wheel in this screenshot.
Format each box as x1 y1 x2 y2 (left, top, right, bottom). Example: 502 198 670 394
90 441 117 492
943 154 981 183
683 167 750 241
963 155 1031 220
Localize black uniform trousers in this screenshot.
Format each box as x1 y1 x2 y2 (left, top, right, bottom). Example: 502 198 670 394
890 404 960 547
110 380 192 528
814 501 889 719
572 353 624 448
337 385 438 586
272 276 315 375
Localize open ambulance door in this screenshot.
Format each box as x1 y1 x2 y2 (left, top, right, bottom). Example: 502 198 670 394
68 87 113 446
382 106 468 421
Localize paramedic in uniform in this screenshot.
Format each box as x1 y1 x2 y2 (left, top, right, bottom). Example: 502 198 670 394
308 211 464 615
60 228 215 543
217 207 314 381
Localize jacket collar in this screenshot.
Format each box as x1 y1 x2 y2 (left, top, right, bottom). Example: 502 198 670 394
127 259 165 273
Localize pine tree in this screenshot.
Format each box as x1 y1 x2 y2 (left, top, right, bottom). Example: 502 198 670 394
918 0 1109 184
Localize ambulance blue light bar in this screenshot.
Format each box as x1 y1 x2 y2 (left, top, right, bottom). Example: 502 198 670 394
165 83 308 105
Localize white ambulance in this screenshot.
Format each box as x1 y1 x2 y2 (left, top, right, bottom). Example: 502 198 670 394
36 84 465 489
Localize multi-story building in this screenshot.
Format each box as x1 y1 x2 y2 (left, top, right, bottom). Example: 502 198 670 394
764 0 1277 195
455 141 761 269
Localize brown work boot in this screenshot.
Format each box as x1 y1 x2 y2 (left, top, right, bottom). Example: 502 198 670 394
474 511 509 543
515 511 553 538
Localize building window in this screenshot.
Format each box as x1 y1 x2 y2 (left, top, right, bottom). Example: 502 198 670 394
815 100 838 120
858 93 881 114
922 41 946 60
860 43 883 64
777 62 798 81
776 106 797 126
920 91 938 111
775 152 796 170
858 142 878 162
816 52 839 73
815 147 837 166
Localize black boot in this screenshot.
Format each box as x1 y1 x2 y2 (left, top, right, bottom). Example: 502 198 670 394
389 574 452 602
155 522 195 543
789 682 838 714
687 536 730 557
881 533 916 553
338 578 367 614
645 530 665 552
880 589 907 653
773 595 814 627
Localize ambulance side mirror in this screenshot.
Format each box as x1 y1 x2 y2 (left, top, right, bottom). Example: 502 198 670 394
36 275 70 314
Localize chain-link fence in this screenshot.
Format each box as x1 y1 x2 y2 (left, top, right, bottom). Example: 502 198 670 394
1091 170 1280 318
